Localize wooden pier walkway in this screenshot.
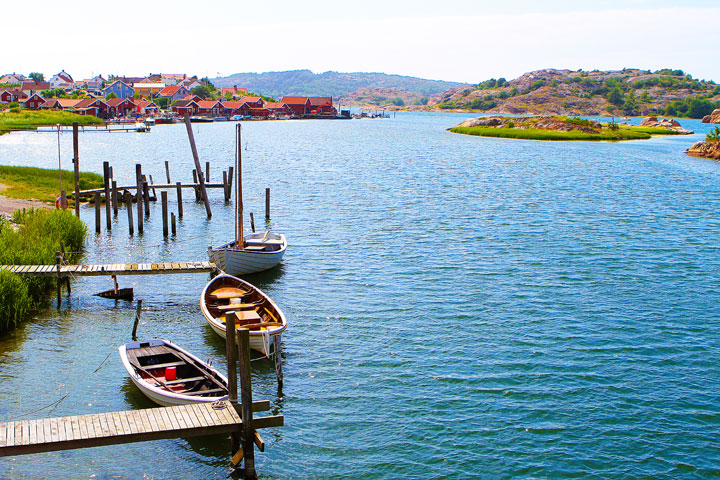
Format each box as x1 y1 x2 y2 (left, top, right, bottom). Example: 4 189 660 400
0 261 216 277
0 400 282 457
71 182 228 198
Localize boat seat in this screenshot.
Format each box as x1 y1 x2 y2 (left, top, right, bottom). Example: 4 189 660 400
164 376 205 385
243 245 265 252
183 388 226 396
210 287 251 300
141 360 185 370
215 303 261 311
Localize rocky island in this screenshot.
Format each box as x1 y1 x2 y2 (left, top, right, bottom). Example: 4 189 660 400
449 115 692 141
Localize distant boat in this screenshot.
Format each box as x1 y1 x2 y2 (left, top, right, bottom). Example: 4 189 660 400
134 122 149 132
144 117 156 126
119 338 228 406
190 116 213 123
208 123 287 275
200 273 287 357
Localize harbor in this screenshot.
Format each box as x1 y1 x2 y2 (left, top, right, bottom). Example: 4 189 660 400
0 112 719 478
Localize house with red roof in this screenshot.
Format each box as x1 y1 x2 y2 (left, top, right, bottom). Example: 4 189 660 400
280 96 310 116
21 81 51 96
56 98 83 109
237 96 264 109
49 70 74 90
308 97 336 115
135 100 159 115
196 100 222 116
172 99 199 116
21 94 45 110
264 102 293 116
40 98 62 109
73 98 109 117
0 73 26 85
159 85 190 102
106 97 136 116
0 89 27 103
221 86 248 98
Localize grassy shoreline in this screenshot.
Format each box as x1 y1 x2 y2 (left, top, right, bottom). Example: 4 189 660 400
0 165 104 204
0 110 102 135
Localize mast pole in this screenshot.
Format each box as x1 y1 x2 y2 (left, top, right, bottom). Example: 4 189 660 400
236 123 243 248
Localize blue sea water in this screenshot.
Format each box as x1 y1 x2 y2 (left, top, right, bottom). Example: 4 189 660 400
0 112 718 479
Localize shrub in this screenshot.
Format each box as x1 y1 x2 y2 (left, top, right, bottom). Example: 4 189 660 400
0 270 31 332
9 102 19 108
707 126 720 142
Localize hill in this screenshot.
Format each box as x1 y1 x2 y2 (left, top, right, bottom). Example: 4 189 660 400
430 68 720 118
211 70 465 105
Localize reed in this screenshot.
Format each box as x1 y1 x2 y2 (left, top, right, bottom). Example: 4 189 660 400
0 209 87 332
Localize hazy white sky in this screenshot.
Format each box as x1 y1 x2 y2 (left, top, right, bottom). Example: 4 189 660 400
5 0 720 84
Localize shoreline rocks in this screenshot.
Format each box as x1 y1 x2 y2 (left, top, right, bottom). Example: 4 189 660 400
702 109 720 124
686 141 720 160
640 117 693 134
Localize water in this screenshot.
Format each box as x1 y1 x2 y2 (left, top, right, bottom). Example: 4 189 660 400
0 113 719 479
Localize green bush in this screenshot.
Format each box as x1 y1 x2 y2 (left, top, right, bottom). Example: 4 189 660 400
0 270 31 332
9 102 19 108
707 126 720 142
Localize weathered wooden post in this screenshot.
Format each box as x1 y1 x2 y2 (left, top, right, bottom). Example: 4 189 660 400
103 162 111 230
56 251 62 308
149 174 158 199
192 169 200 202
94 192 101 234
227 166 234 204
265 188 270 220
183 112 212 218
249 212 255 233
165 160 171 184
111 180 118 216
60 190 67 210
176 182 184 218
206 161 210 182
171 212 176 236
142 179 150 216
223 171 229 202
131 299 142 341
225 312 240 458
73 122 80 217
237 328 256 478
161 191 168 237
274 336 283 393
135 164 144 233
124 191 134 236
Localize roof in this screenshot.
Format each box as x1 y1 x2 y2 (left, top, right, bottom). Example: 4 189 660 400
57 98 82 108
280 96 309 105
264 102 288 109
197 100 220 109
221 87 247 94
308 96 333 106
105 98 135 107
136 100 157 108
220 101 246 109
133 83 165 89
74 98 107 108
159 85 187 96
21 81 51 91
40 99 61 108
105 80 132 88
22 93 45 101
172 100 199 108
238 96 261 103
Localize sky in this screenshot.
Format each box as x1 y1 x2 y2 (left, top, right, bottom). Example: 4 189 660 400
4 0 720 84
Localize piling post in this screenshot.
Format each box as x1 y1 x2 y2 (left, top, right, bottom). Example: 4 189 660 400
60 190 67 210
103 162 111 231
135 165 144 232
176 182 183 218
142 179 150 216
56 251 62 308
225 312 240 457
125 191 134 236
171 212 176 236
274 336 283 393
206 161 210 182
131 299 142 341
165 160 171 184
223 171 229 202
73 122 80 217
227 166 234 203
192 169 200 202
183 112 212 218
111 180 118 216
94 192 101 234
250 213 255 233
149 174 158 199
237 328 256 478
265 188 270 220
161 191 168 237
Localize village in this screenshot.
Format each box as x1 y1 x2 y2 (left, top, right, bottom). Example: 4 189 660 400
0 70 345 121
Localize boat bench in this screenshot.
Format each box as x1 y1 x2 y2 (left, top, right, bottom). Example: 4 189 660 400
142 360 185 370
215 303 260 311
164 376 205 385
183 388 225 396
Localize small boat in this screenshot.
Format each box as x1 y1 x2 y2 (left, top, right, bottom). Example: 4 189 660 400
208 124 287 275
201 273 287 357
190 116 214 123
144 117 156 126
134 122 149 132
119 338 228 406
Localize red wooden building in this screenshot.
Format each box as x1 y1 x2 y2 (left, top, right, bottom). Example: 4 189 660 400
106 98 136 117
21 94 45 110
280 96 310 116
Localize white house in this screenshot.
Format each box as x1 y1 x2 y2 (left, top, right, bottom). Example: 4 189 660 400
49 70 74 90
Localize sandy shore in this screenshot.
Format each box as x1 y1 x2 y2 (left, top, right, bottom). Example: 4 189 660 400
0 183 51 218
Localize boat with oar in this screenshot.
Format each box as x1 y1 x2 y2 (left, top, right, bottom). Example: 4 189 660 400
208 123 287 275
201 273 287 357
119 338 228 406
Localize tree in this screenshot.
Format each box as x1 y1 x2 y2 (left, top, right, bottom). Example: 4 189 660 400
389 97 405 106
29 72 44 82
105 92 118 100
199 77 216 90
606 88 624 106
155 97 169 109
191 85 211 99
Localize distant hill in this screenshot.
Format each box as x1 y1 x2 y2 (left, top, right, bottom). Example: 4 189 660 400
429 68 720 118
211 70 465 105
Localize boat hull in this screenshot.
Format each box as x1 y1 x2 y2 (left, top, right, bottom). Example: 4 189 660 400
209 232 286 276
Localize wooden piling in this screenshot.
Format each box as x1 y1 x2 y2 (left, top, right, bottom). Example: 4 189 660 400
237 328 256 478
171 212 176 235
165 160 171 184
125 191 134 236
192 169 200 201
142 179 150 216
250 212 255 233
94 192 101 233
103 162 111 231
161 191 168 237
225 312 240 457
274 336 283 392
60 190 67 210
206 161 210 182
56 251 62 307
149 175 158 199
265 188 270 220
227 166 234 204
131 299 142 341
223 171 229 202
135 165 144 233
111 180 118 216
176 182 183 218
183 112 212 218
73 122 80 217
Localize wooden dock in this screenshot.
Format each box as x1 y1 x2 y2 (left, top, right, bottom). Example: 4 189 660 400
0 400 282 457
0 261 216 277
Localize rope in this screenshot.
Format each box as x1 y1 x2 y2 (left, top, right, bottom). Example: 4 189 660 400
5 393 69 421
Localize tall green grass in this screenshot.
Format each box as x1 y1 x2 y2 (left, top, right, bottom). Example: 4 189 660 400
451 126 656 141
0 209 87 333
0 110 102 134
0 165 104 203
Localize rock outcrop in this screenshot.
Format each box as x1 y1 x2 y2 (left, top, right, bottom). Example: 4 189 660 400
701 109 720 124
640 117 693 134
686 141 720 160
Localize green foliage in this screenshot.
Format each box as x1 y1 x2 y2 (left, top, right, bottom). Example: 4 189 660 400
564 116 595 127
707 126 720 142
191 85 212 100
0 208 87 332
0 110 102 134
199 77 216 91
467 98 497 110
606 88 624 106
509 87 520 97
105 92 118 100
29 72 44 82
496 78 507 87
660 96 718 118
414 97 429 105
40 88 67 98
655 68 684 76
497 91 509 99
155 96 169 109
8 101 19 108
530 79 545 91
0 165 104 203
506 121 515 128
623 91 638 113
389 97 405 106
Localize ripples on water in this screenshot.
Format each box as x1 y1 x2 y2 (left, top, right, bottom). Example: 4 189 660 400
0 113 719 478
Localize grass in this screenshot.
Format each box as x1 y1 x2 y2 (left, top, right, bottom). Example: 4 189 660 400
0 109 102 134
450 124 684 141
0 165 104 204
0 208 87 332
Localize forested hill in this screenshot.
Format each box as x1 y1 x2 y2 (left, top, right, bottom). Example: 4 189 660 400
211 70 463 99
431 68 720 118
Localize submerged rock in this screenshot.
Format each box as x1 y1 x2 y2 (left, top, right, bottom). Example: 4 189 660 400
640 117 693 134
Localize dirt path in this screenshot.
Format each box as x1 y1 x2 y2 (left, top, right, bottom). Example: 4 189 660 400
0 183 52 218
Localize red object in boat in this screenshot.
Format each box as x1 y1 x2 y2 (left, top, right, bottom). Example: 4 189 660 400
165 366 177 381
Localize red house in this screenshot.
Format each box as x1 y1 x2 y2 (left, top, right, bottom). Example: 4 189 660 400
73 98 109 117
265 102 293 116
308 97 336 115
196 100 222 116
21 94 46 110
280 96 310 116
106 98 136 117
237 96 264 108
0 89 27 103
220 101 245 116
172 99 199 116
